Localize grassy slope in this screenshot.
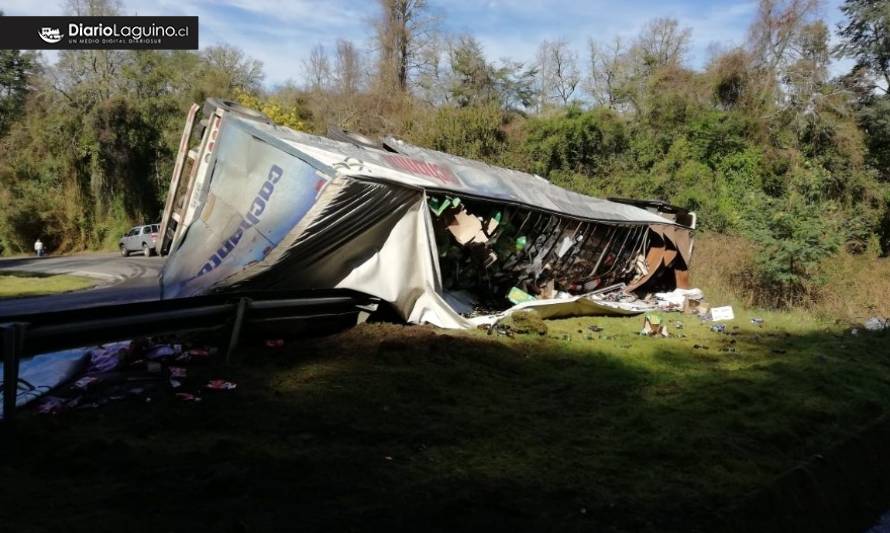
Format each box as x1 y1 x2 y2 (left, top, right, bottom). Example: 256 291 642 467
691 232 890 321
0 271 96 299
2 311 889 532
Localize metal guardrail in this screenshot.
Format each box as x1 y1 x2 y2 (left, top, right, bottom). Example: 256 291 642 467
0 290 378 424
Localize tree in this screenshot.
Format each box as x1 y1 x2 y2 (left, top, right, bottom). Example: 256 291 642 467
443 35 536 111
200 45 264 95
708 47 754 110
740 0 825 120
837 0 890 94
333 39 363 95
415 34 449 105
636 17 692 70
447 35 497 107
304 44 332 93
536 39 581 107
749 0 821 72
587 37 631 109
375 0 435 92
54 0 127 109
785 21 830 108
494 59 538 112
0 50 37 137
0 11 39 137
754 199 841 306
585 18 692 115
836 1 890 181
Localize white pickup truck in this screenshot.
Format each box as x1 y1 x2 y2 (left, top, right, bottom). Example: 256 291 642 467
119 224 159 257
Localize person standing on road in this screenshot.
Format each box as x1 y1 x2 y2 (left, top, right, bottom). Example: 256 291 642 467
34 238 45 257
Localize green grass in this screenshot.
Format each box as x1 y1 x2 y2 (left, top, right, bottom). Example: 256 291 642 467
0 271 96 299
2 309 889 532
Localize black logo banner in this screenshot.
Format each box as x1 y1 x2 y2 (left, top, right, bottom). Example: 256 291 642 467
0 16 199 50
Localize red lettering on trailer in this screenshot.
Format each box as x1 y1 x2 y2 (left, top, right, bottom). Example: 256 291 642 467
383 154 458 185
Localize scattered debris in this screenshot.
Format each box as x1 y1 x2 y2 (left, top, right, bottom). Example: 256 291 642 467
0 348 91 417
751 318 765 327
640 313 669 337
186 347 214 359
655 288 704 311
708 306 735 322
507 287 537 305
8 338 222 418
72 376 97 390
683 297 709 316
711 324 726 334
33 396 69 415
864 317 888 331
87 341 132 373
176 392 201 402
145 344 182 360
206 380 237 391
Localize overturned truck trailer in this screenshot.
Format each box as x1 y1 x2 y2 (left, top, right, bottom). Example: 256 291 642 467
157 99 696 328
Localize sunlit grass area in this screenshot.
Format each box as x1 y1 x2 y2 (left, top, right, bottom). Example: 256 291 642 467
3 310 889 532
0 271 96 299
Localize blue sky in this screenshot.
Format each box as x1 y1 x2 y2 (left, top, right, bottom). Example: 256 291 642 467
5 0 852 87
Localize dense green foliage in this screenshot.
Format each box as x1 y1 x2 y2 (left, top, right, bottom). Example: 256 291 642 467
0 48 36 137
0 45 265 253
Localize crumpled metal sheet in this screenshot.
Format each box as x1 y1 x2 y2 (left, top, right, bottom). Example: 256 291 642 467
161 111 694 328
229 117 681 226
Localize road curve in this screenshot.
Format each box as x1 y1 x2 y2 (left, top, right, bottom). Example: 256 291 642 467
0 253 165 317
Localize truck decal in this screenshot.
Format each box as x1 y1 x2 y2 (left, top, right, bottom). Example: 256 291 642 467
195 164 283 278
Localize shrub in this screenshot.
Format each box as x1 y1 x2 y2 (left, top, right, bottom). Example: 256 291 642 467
752 202 842 307
523 107 627 178
405 104 507 163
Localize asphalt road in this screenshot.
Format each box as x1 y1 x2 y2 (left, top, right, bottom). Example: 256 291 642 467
0 253 165 317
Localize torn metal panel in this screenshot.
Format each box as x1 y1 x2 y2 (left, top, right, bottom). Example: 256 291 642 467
159 99 698 327
161 116 327 299
469 294 654 328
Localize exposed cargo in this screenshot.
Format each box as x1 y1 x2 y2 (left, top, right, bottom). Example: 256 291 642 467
158 99 696 328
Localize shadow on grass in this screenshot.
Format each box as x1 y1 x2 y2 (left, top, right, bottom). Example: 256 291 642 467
1 323 889 532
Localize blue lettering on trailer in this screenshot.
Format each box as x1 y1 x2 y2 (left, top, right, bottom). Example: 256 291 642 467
195 164 283 278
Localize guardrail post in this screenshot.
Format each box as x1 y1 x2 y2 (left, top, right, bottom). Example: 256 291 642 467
2 322 26 425
225 298 249 365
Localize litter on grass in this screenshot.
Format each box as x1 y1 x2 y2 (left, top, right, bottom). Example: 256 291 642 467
864 317 888 331
206 380 237 391
2 339 224 419
708 306 735 322
640 313 669 337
